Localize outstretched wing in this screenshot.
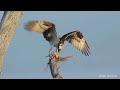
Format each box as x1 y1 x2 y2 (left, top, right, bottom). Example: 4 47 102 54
61 31 90 56
25 20 59 45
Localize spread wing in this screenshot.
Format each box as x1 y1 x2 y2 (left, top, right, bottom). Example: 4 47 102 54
25 20 59 44
61 31 90 56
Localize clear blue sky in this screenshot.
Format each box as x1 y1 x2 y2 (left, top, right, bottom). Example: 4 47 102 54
0 11 120 79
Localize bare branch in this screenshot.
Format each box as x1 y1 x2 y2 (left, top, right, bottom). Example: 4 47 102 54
48 53 63 79
48 52 73 79
0 11 22 76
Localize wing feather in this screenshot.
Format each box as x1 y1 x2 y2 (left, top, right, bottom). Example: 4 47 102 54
61 31 90 56
25 20 59 45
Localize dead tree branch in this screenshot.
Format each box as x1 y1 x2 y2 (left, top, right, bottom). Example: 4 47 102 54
48 52 73 79
0 11 22 76
48 53 63 79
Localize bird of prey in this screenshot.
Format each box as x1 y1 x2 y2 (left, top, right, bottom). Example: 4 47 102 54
25 20 90 56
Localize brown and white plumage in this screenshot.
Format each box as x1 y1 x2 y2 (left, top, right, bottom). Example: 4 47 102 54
25 20 90 56
25 20 59 47
59 31 90 56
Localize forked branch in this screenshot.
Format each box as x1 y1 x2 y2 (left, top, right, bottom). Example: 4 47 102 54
48 52 73 79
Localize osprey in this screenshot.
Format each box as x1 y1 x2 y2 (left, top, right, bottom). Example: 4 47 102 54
25 20 90 56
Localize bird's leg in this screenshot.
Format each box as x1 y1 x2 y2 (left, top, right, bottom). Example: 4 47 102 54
49 45 54 55
46 46 54 57
56 47 59 52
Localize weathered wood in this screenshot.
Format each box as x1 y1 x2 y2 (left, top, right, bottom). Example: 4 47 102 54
48 53 63 79
48 52 73 79
0 11 22 76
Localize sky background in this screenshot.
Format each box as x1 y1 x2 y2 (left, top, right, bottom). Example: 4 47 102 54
0 11 120 79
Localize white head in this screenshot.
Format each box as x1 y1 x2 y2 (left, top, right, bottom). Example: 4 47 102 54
59 44 63 51
58 40 64 52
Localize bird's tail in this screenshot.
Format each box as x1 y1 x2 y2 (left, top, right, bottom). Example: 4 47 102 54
24 20 50 33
